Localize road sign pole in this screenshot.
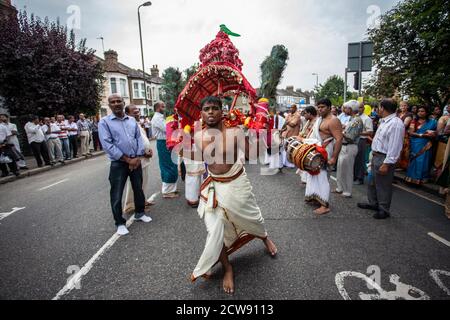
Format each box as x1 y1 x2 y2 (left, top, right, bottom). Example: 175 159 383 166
358 42 363 97
344 68 348 103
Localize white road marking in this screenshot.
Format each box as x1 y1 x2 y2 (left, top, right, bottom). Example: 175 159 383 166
428 232 450 248
393 184 444 207
0 207 26 221
335 271 430 300
331 174 444 207
52 192 159 300
38 179 69 191
429 270 450 296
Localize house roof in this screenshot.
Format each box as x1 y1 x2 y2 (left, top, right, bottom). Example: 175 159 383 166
256 88 311 98
95 56 163 84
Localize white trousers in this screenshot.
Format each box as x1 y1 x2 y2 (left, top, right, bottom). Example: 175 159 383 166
336 144 358 196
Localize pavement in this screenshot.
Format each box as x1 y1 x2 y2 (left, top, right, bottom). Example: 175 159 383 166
0 151 105 185
0 140 449 300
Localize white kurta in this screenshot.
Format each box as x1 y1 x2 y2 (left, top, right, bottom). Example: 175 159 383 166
305 117 334 208
123 125 153 214
192 162 268 280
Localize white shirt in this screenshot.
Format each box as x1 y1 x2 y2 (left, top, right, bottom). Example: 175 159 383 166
4 122 19 147
0 123 11 144
41 123 60 140
25 122 45 143
359 114 374 140
67 122 78 136
371 113 405 165
56 120 69 139
151 112 166 140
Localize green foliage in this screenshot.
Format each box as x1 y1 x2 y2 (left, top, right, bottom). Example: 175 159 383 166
183 64 199 86
161 67 184 112
368 0 450 109
260 45 289 102
314 75 348 107
0 11 104 117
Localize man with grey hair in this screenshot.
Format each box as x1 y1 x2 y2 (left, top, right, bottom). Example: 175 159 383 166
335 100 363 198
99 94 153 236
151 101 179 198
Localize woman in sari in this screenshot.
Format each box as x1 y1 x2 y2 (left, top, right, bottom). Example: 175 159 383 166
397 101 413 170
405 106 437 185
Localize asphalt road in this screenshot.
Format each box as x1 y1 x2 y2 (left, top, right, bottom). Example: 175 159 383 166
0 140 449 300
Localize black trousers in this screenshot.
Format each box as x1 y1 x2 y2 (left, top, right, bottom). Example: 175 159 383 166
109 161 145 226
30 141 51 166
368 153 395 214
0 161 18 176
69 135 78 158
92 132 102 151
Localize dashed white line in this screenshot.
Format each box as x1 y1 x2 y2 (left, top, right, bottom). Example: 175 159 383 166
38 179 69 191
52 192 160 300
0 207 26 221
428 232 450 248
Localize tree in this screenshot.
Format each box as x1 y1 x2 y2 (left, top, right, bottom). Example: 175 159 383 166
0 11 104 117
314 75 348 107
161 67 184 112
260 45 289 105
183 63 199 85
368 0 450 109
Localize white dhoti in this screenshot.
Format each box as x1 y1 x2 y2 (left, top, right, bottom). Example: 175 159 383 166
192 162 268 280
183 158 205 205
268 150 283 170
305 169 330 207
304 117 334 208
123 126 153 214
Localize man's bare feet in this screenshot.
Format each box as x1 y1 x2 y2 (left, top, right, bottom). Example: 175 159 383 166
314 206 330 215
263 237 278 257
223 267 234 295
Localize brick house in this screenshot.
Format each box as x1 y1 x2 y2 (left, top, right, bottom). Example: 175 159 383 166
97 50 163 117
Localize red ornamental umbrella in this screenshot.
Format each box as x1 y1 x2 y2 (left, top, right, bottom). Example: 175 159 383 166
174 31 257 123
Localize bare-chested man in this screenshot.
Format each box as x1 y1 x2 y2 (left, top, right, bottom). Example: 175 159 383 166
304 98 343 215
282 105 302 168
184 96 277 295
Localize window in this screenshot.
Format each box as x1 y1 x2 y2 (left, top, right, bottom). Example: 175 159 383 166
120 79 128 97
133 82 146 99
110 78 118 94
147 86 152 101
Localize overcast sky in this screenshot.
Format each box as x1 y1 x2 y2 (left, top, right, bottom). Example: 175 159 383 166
12 0 401 91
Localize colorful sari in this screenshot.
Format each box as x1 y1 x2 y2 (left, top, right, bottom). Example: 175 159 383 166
405 119 437 184
397 113 412 170
156 140 178 184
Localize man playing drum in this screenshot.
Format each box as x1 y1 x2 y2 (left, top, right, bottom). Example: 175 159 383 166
305 98 343 215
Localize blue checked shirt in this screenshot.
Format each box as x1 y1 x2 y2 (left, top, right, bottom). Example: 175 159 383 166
99 114 145 161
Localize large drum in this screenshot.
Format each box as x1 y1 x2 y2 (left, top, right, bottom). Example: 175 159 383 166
284 137 327 175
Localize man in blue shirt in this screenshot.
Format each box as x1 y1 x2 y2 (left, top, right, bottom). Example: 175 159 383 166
99 94 153 235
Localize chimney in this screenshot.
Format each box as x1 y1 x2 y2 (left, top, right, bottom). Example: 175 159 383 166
150 65 159 78
104 50 118 70
286 86 294 92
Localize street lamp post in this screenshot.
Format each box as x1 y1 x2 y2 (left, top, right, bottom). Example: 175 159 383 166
97 37 105 56
312 73 319 87
138 1 152 115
